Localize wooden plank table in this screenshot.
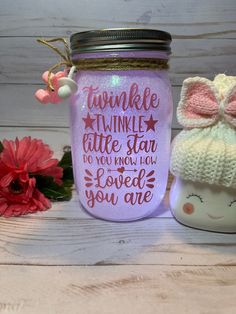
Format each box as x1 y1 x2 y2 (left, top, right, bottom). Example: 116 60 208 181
0 127 235 314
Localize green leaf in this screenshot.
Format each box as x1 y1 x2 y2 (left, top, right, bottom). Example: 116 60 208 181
62 167 74 183
59 151 73 168
35 175 73 202
59 150 74 184
41 185 72 201
34 150 75 202
0 141 4 153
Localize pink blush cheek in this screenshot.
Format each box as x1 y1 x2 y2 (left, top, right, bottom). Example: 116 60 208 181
183 202 195 215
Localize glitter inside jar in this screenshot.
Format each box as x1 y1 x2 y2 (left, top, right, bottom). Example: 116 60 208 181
70 28 173 221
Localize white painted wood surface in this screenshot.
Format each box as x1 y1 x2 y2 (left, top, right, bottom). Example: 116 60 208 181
0 0 236 313
2 37 236 85
0 127 235 313
1 0 236 38
0 265 236 314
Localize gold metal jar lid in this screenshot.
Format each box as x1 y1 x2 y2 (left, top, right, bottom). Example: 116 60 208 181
70 28 172 55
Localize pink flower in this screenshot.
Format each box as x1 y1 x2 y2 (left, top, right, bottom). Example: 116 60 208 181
0 137 63 217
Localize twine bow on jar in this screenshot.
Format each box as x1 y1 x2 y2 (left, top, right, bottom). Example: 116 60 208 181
35 37 79 104
37 37 73 91
35 36 169 104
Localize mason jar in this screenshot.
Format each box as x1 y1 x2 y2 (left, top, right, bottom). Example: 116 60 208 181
70 28 173 221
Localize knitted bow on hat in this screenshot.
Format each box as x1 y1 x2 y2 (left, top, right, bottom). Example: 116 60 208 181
177 77 236 128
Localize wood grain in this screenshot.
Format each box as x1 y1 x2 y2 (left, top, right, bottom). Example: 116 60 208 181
0 265 235 314
0 0 236 38
0 215 235 266
1 37 236 85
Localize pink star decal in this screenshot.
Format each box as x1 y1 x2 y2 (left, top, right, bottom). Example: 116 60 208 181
144 114 158 132
83 112 95 130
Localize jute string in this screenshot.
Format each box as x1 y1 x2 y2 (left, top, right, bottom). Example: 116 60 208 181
72 58 168 70
37 38 169 91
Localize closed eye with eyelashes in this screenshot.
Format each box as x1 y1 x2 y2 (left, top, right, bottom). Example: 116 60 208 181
186 193 203 203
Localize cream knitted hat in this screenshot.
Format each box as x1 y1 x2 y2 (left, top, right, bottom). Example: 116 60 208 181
170 74 236 188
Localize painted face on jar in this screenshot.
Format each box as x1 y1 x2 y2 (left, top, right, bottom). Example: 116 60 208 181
169 178 236 233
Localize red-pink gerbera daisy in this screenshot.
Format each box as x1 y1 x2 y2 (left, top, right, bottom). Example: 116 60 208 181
0 137 63 217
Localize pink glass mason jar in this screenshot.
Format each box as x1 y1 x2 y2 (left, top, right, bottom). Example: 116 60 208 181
70 29 173 221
